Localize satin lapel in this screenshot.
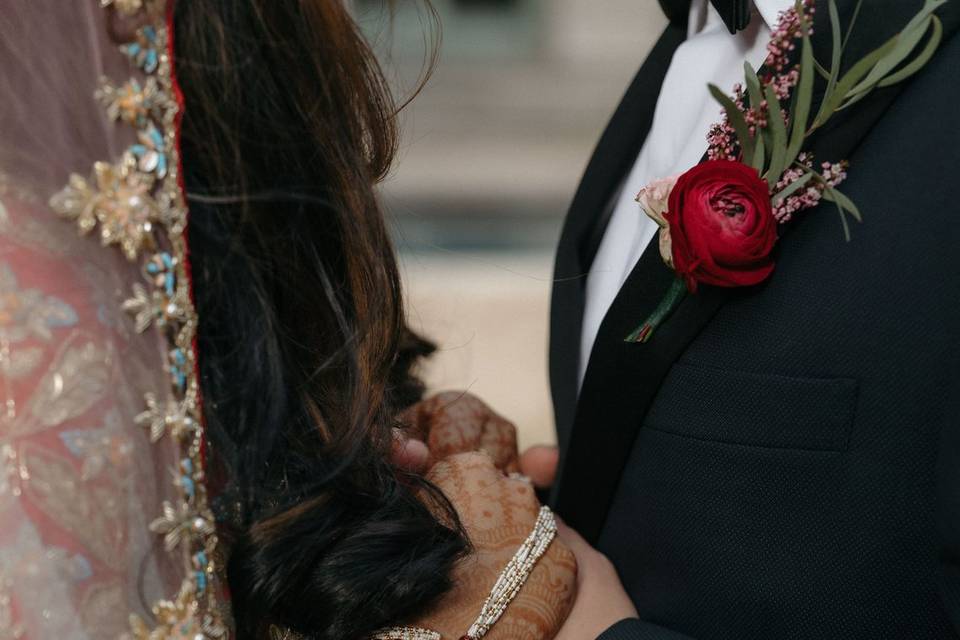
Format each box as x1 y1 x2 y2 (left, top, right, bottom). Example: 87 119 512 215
549 23 687 450
711 0 751 34
555 0 960 544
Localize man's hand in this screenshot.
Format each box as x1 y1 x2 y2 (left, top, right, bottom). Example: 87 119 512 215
519 444 559 489
391 427 430 473
554 518 638 640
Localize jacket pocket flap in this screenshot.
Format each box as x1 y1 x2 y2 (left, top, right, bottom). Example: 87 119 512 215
645 363 858 452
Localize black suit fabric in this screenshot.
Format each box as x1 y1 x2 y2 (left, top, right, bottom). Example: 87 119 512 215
548 2 960 638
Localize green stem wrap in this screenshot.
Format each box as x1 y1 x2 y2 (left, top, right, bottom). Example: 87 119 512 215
625 278 688 343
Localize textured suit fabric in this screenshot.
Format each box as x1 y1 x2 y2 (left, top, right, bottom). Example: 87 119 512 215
548 2 960 639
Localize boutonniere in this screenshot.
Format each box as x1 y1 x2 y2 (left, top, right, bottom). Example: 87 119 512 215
628 0 946 343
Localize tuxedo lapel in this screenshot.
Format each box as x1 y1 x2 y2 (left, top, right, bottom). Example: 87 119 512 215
554 0 960 544
553 229 728 543
549 23 686 452
715 0 752 33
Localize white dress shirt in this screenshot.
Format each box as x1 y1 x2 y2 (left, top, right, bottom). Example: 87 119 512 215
578 0 793 388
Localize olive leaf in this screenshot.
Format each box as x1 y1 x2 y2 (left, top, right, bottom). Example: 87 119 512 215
822 0 844 115
742 63 768 172
823 186 859 241
842 0 866 50
845 16 933 99
823 0 944 115
785 20 815 168
773 171 814 201
879 15 943 87
709 83 755 163
811 37 898 131
902 0 949 34
763 84 789 188
823 186 862 222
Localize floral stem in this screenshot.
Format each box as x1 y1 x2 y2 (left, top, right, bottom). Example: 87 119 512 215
625 278 688 343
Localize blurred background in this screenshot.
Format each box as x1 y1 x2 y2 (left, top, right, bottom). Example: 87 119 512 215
355 0 667 447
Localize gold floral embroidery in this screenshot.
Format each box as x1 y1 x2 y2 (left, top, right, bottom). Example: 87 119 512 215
124 581 227 640
50 159 159 261
24 333 112 431
50 4 228 637
149 500 216 553
100 0 164 18
136 392 198 443
122 281 189 334
18 442 128 571
97 77 162 127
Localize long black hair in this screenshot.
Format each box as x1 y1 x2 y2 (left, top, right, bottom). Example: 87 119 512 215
172 2 466 638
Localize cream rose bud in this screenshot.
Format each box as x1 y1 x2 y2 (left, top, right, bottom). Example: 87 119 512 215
636 174 681 269
635 174 681 228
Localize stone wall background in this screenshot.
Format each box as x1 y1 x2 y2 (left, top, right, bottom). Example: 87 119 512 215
358 0 667 447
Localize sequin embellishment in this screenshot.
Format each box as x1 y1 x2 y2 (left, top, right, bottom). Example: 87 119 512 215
51 3 227 638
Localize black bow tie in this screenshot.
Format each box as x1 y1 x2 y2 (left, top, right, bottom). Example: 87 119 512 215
659 0 752 34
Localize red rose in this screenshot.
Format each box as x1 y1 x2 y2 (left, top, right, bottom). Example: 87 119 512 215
664 160 777 291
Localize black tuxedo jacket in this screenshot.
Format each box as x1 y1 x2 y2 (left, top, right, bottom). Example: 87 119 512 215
548 1 960 638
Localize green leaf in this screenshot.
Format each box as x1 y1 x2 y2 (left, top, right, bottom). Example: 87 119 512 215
823 187 856 240
709 83 754 163
773 171 814 201
811 36 899 130
813 57 832 81
785 25 815 168
743 62 764 112
831 0 946 112
742 64 768 171
902 0 948 36
841 14 942 110
763 84 788 188
751 126 767 172
822 0 843 112
879 14 943 87
823 186 863 222
843 0 865 50
837 200 852 241
847 16 932 97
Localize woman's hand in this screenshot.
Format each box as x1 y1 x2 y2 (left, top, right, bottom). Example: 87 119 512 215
553 520 638 640
400 392 521 473
408 453 577 640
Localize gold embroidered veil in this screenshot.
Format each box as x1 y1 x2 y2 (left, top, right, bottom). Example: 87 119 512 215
0 1 229 637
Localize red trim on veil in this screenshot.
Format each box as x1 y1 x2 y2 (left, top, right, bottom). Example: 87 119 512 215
166 0 234 610
164 0 208 467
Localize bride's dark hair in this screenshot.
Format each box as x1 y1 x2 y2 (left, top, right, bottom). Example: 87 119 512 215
172 2 464 639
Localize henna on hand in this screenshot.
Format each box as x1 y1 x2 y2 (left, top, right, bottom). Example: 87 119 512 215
401 392 521 474
410 453 577 640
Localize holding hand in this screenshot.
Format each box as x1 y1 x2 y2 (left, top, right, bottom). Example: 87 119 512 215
399 392 522 473
408 453 577 640
553 521 638 640
394 394 636 640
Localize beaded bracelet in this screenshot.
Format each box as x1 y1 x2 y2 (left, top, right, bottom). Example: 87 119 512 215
373 506 558 640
